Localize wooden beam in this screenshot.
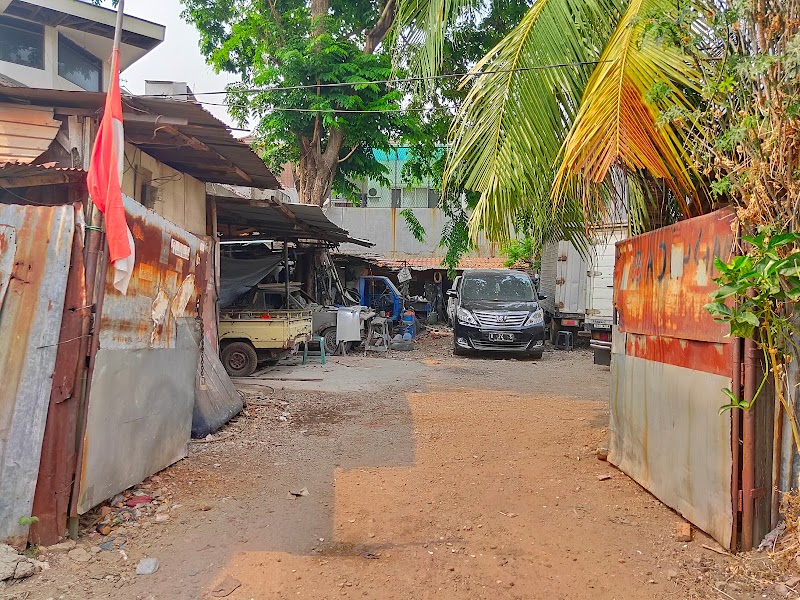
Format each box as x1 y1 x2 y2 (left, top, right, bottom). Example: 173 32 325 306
53 108 99 117
0 172 82 189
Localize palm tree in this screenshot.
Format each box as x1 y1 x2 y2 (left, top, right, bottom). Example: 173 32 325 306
394 0 711 243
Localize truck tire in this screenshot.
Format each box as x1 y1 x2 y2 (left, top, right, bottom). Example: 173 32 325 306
221 341 258 377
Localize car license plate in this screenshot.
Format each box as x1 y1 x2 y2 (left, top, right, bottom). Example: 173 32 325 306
488 332 514 342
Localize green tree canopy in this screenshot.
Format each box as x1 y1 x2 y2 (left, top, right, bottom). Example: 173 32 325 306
181 0 404 205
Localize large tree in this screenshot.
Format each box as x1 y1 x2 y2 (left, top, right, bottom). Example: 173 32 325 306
182 0 404 205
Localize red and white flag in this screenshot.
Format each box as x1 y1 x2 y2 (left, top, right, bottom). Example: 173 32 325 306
87 48 134 295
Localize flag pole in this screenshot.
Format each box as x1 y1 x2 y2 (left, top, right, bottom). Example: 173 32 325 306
112 0 125 56
67 0 127 538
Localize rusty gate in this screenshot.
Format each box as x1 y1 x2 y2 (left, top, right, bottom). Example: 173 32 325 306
610 209 746 549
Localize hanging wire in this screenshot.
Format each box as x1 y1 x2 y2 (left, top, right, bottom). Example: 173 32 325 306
139 60 606 98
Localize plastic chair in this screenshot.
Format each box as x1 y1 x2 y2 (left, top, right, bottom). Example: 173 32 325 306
302 336 326 365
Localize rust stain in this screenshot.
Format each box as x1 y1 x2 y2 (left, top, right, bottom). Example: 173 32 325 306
100 200 209 350
626 333 733 377
30 212 87 546
615 208 735 344
390 208 397 253
0 204 75 548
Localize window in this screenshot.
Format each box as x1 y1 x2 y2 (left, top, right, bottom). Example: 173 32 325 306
0 16 44 69
461 272 535 303
58 34 102 91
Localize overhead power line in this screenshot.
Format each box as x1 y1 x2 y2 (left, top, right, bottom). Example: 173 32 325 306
140 60 604 98
195 101 451 114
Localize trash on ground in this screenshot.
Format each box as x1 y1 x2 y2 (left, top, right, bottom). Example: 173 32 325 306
758 521 787 551
674 522 693 542
210 575 242 597
288 487 310 499
136 557 160 575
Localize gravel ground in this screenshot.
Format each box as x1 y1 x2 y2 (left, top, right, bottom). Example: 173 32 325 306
2 331 795 600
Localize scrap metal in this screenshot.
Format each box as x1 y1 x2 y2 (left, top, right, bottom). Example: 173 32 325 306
0 204 76 549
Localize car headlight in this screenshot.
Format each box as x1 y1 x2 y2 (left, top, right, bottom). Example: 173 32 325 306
524 308 544 327
456 306 478 326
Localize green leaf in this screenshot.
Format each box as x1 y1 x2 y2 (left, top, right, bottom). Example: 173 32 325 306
767 233 800 248
718 388 750 414
738 311 760 327
400 208 426 243
709 284 742 300
704 301 731 319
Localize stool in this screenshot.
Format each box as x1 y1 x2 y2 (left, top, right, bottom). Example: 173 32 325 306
555 330 573 351
302 335 326 365
365 317 391 353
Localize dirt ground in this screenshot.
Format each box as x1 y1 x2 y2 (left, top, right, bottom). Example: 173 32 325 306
4 331 796 599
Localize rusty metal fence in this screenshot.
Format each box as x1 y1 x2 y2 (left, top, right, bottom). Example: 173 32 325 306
610 209 742 549
76 197 209 514
0 204 78 548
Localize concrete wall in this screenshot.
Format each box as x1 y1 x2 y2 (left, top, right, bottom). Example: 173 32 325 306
122 143 207 237
325 206 501 259
0 19 151 91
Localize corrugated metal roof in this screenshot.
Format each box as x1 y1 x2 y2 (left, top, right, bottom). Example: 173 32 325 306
0 105 61 164
213 192 373 247
336 253 506 271
0 161 86 187
0 85 280 189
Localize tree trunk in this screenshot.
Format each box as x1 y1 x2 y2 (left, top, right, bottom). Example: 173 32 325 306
311 0 329 33
297 128 344 205
293 0 394 206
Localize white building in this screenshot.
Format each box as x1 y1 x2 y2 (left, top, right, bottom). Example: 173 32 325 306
0 0 164 91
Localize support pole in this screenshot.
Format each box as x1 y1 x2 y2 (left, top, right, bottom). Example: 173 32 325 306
68 0 124 535
284 240 290 309
742 333 757 550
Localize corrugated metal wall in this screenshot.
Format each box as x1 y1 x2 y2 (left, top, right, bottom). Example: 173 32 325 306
0 204 76 548
30 214 88 546
610 209 738 549
77 196 209 513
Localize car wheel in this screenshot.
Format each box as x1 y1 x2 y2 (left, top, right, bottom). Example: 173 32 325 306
322 327 354 354
221 341 257 377
453 335 467 356
529 350 544 360
321 327 340 354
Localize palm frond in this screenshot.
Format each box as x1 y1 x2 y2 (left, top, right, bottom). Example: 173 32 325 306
553 0 702 217
443 0 624 243
392 0 475 83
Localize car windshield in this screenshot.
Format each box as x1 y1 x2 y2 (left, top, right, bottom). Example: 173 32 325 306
461 272 534 302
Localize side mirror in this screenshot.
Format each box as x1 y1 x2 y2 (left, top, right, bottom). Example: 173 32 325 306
538 293 547 300
446 289 457 298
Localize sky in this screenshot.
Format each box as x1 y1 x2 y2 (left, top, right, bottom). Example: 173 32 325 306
104 0 238 127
